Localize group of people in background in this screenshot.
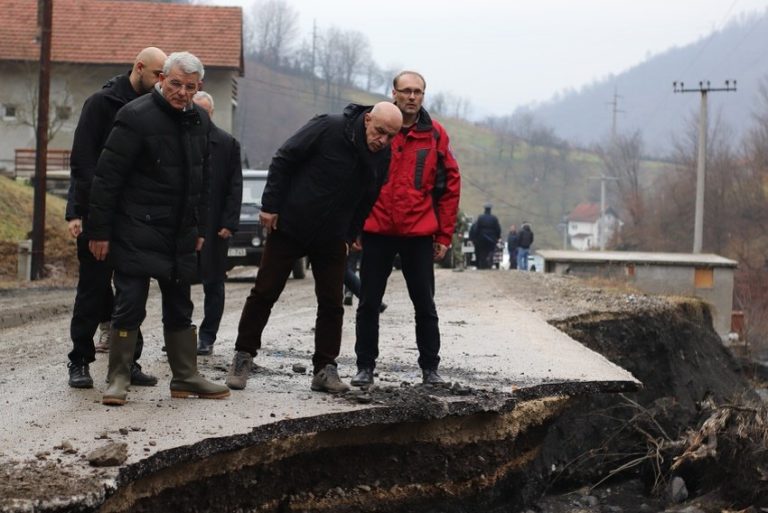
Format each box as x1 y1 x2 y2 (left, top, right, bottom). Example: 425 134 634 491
64 48 461 404
469 203 534 271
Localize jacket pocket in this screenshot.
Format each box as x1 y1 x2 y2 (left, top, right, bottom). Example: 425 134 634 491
124 204 172 225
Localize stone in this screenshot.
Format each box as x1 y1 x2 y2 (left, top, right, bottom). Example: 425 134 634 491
292 364 307 374
87 442 128 467
670 476 688 503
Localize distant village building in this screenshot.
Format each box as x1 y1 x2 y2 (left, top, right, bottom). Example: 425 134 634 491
537 250 738 340
567 202 622 250
0 0 243 175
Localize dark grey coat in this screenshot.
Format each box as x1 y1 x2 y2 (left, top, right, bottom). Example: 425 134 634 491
87 87 210 282
199 124 242 282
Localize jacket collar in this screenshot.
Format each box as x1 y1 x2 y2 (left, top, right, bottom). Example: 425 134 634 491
101 71 139 104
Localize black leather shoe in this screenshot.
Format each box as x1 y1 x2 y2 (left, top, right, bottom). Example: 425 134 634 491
130 363 158 386
422 369 446 386
351 367 374 387
197 339 214 356
343 293 353 306
68 362 94 389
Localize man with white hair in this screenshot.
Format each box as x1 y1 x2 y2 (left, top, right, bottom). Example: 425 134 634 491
192 91 243 356
65 46 166 390
88 52 230 405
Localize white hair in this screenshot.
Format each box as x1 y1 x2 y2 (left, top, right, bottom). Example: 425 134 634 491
163 51 205 80
193 91 214 110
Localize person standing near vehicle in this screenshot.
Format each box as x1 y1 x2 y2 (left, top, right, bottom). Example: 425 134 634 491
506 224 519 270
352 70 461 387
64 46 166 389
88 51 230 405
517 223 534 271
470 203 501 270
192 91 243 356
224 102 402 394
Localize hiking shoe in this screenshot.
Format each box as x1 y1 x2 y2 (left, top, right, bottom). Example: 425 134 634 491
225 351 253 390
94 322 111 353
351 367 374 387
68 362 93 389
311 364 350 393
422 368 446 386
130 363 158 386
197 339 214 356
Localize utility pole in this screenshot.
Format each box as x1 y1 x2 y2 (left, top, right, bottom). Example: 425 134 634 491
673 80 736 253
607 87 624 142
31 0 53 280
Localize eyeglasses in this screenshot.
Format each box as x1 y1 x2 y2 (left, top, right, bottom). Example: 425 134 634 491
166 79 199 93
395 88 424 97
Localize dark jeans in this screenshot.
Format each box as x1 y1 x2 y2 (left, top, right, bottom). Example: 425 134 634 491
355 233 440 371
68 234 144 365
508 248 518 270
235 230 347 374
112 271 193 332
344 251 361 298
475 243 494 269
199 280 225 344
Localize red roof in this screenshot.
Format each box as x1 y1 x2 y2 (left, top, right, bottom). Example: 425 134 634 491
0 0 242 72
568 202 602 222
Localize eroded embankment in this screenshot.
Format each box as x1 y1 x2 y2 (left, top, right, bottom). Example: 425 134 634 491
530 298 752 494
99 390 568 513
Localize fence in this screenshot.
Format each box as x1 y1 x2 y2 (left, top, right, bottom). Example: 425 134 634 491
13 148 71 179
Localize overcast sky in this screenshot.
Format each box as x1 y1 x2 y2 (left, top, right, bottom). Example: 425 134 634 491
212 0 768 119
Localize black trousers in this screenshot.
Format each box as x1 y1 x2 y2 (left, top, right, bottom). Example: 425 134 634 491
112 271 193 332
199 280 225 344
68 234 144 365
355 234 440 371
235 230 346 374
344 251 361 297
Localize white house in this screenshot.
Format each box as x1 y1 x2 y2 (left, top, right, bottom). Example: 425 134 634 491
567 202 621 250
0 0 243 175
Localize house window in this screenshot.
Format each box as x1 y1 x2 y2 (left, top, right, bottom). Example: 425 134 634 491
2 104 17 120
694 267 714 289
55 105 72 120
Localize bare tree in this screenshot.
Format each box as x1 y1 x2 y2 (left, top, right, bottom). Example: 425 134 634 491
597 131 645 238
337 30 370 87
15 64 75 143
315 26 344 99
249 0 299 66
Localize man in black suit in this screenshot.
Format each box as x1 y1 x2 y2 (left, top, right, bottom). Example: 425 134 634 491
192 91 243 356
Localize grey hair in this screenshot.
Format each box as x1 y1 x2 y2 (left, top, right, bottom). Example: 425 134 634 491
163 51 205 80
193 91 214 110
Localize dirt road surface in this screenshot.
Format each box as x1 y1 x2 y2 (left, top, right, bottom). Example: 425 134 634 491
0 268 639 511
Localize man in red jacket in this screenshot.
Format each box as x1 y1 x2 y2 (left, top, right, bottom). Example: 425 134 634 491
352 71 461 387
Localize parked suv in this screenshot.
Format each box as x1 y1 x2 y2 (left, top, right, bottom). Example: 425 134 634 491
226 170 306 279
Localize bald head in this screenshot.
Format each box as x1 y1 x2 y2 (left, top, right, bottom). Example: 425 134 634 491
130 47 167 95
363 102 403 152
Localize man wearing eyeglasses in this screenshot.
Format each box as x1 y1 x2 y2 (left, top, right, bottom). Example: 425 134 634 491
87 52 230 405
65 46 166 390
352 70 461 387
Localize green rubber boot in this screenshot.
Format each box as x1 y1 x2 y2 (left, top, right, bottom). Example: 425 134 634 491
102 329 138 406
165 327 230 400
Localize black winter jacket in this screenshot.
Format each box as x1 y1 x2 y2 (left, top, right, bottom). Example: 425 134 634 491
518 225 534 249
66 72 138 222
199 123 243 282
87 87 210 282
262 103 389 245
